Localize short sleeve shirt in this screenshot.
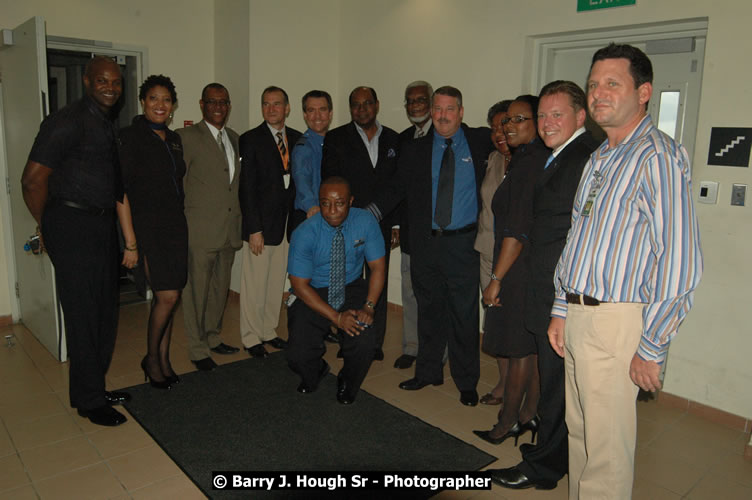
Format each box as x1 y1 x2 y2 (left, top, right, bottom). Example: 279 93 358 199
28 95 120 208
288 208 385 288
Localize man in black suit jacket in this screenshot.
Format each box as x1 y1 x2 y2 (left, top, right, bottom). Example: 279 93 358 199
321 86 400 361
394 80 434 370
489 81 599 490
368 86 494 406
238 86 302 358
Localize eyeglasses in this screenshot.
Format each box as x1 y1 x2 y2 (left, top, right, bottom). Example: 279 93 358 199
204 99 230 107
405 97 429 106
501 115 532 125
350 100 375 109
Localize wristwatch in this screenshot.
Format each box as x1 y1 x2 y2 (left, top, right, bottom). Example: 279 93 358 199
364 300 376 310
490 273 502 282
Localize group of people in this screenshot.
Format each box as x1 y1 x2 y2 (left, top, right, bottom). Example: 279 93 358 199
20 41 702 498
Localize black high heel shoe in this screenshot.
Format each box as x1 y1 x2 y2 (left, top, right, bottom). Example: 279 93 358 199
473 422 524 446
519 415 540 443
165 373 181 385
472 415 540 446
141 356 170 389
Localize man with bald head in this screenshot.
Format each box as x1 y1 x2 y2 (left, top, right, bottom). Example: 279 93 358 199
322 86 400 361
22 56 129 427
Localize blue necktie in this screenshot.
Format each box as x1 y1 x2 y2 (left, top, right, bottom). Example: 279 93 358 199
328 226 345 310
544 154 555 169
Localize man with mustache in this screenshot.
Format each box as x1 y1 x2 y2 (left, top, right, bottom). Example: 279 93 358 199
321 86 400 362
368 86 494 406
394 80 433 370
549 44 702 498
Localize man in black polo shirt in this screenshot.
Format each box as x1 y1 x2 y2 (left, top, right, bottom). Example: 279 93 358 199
21 56 130 427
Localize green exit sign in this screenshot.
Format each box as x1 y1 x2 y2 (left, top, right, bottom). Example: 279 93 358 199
578 0 636 11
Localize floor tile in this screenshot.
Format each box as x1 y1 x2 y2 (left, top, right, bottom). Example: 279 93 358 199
107 444 183 491
0 454 30 493
34 463 126 499
5 412 82 451
18 435 101 481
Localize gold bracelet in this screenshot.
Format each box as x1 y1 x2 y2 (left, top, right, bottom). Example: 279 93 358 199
364 300 375 310
125 245 137 251
337 312 342 328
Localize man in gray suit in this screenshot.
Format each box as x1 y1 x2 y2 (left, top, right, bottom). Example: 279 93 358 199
177 83 242 371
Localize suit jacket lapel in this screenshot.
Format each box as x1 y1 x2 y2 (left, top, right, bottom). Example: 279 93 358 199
347 122 375 168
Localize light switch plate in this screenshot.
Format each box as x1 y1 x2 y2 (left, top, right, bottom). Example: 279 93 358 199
731 184 746 206
698 181 718 204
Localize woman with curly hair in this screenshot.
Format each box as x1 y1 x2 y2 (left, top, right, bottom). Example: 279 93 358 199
117 74 187 389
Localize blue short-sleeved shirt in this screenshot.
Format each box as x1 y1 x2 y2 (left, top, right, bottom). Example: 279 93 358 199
288 207 385 288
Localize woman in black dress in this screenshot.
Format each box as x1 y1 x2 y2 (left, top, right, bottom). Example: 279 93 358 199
117 75 187 389
473 95 547 445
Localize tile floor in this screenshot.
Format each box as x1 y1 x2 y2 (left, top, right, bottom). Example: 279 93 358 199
0 297 750 499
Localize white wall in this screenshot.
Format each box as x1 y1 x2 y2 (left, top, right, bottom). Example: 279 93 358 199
1 0 750 419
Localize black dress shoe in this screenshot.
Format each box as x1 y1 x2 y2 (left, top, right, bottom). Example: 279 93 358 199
372 349 384 361
77 406 127 427
192 357 218 371
104 391 131 405
393 354 416 369
264 337 288 350
336 375 355 405
324 332 339 343
488 466 556 490
246 344 269 359
297 362 330 393
398 377 443 390
460 390 479 406
210 343 240 355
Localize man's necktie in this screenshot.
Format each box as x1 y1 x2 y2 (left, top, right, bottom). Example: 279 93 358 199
276 131 289 171
217 130 229 166
434 138 454 229
416 128 425 138
544 153 555 170
328 226 345 311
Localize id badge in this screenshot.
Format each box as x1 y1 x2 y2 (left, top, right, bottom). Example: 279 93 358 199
581 171 603 217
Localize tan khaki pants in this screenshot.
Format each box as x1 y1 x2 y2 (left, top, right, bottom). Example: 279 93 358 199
564 302 645 499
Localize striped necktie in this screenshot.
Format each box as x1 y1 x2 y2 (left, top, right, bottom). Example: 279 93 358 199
276 131 289 171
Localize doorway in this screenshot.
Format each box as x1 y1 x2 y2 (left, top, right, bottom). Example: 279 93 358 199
528 18 708 161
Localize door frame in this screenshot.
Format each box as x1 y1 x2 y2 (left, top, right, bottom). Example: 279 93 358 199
527 17 708 94
0 33 148 322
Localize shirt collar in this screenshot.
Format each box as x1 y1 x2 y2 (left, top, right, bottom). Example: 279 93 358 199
204 121 224 139
266 122 286 137
551 127 586 157
354 120 382 140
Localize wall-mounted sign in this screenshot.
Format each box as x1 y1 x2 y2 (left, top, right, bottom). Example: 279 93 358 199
578 0 636 12
184 120 194 127
707 127 752 167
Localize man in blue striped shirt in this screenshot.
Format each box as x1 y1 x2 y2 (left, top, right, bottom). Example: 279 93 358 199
549 44 702 499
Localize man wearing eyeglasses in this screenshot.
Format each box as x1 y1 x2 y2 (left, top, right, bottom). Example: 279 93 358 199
176 83 242 371
321 86 401 362
393 80 434 370
367 86 494 406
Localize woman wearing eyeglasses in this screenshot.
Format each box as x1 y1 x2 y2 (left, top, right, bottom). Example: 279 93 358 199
473 95 548 445
116 74 187 390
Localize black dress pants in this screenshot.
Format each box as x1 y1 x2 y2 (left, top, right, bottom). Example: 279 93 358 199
42 203 119 411
518 331 568 482
286 278 375 393
410 231 479 391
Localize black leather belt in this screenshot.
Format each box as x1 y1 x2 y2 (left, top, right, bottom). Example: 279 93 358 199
566 293 601 306
431 224 476 237
53 198 114 216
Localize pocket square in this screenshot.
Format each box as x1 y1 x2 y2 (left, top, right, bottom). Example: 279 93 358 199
387 148 396 159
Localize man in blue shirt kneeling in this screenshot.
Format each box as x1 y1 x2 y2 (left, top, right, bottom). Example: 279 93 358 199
286 176 386 404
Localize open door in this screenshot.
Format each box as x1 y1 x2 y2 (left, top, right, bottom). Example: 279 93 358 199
0 17 66 361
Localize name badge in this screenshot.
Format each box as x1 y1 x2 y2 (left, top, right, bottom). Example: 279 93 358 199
581 171 603 217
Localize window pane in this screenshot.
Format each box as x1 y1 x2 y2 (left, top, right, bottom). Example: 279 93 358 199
657 91 681 139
